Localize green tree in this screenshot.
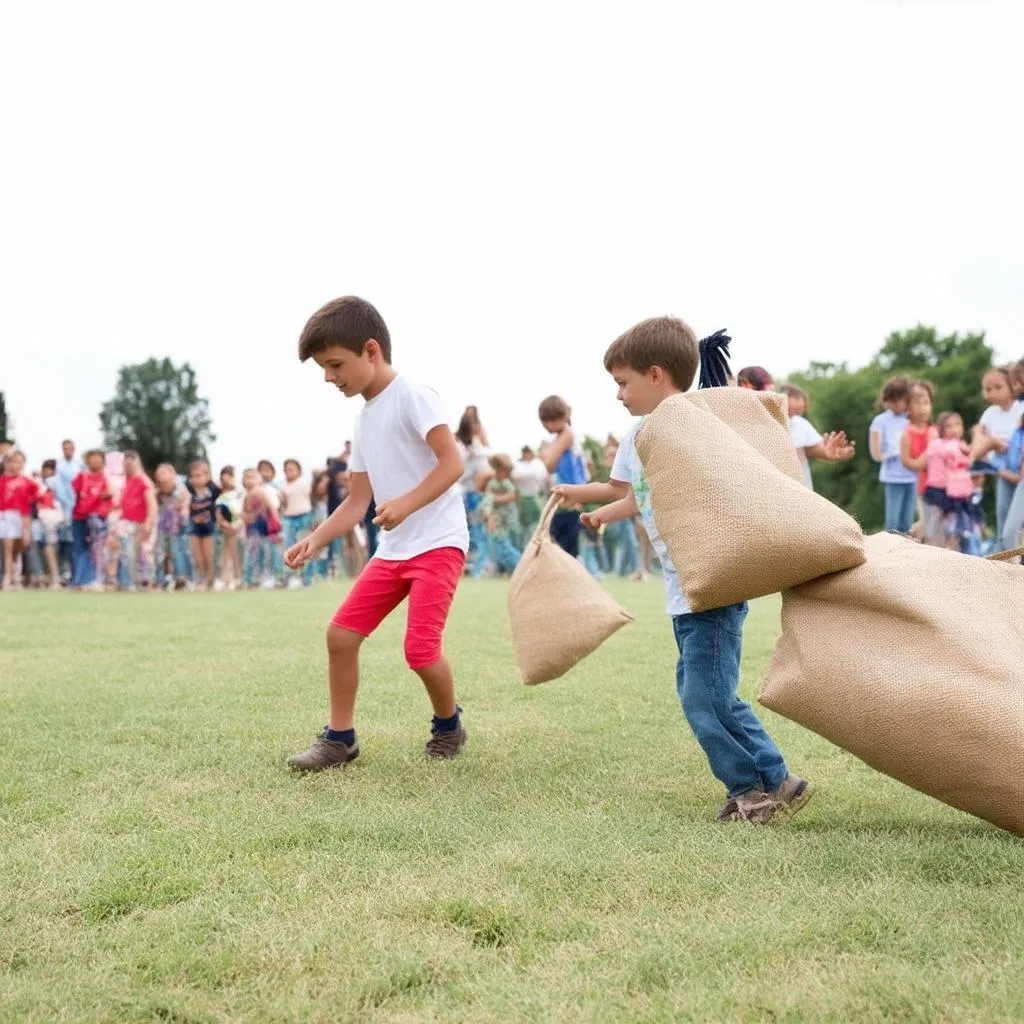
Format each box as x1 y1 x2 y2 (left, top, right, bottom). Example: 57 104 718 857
788 325 994 532
582 434 610 483
99 359 216 471
0 392 9 443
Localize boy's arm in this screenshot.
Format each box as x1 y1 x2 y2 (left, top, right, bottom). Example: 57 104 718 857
373 426 462 530
553 480 630 505
539 429 573 474
582 491 639 527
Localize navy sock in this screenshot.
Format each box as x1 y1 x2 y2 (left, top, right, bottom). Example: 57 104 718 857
432 710 461 733
326 727 356 746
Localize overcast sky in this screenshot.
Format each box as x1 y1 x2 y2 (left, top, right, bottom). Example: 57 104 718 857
2 0 1021 476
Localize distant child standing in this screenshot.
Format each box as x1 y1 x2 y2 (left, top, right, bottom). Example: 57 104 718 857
281 458 315 589
555 319 810 824
0 450 38 590
483 453 522 574
898 380 937 531
71 450 112 591
117 451 157 589
922 412 976 550
970 367 1024 551
241 468 274 589
285 296 469 771
537 395 588 557
186 460 220 590
215 466 243 590
997 408 1024 553
868 376 916 533
154 464 191 590
258 459 284 584
512 445 548 542
778 385 856 491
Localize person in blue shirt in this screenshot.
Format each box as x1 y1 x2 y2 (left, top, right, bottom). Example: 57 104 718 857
537 395 588 557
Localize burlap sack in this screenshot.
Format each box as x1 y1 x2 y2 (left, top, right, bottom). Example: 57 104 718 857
507 496 633 684
634 390 866 612
760 533 1024 835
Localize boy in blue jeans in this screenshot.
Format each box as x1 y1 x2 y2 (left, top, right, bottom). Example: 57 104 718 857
554 316 812 823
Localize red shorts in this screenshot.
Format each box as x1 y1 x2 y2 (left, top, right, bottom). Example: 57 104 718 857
331 547 465 669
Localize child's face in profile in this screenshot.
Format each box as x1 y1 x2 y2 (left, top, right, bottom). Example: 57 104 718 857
189 465 211 489
942 416 965 441
609 365 663 417
86 453 105 472
284 462 300 483
786 394 807 418
541 416 569 434
890 397 909 415
221 472 234 491
313 344 378 399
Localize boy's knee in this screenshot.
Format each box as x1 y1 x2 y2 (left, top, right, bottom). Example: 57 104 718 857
326 625 363 656
404 629 442 670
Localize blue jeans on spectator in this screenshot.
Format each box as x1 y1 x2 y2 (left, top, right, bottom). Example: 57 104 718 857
1001 480 1024 553
488 535 521 574
244 534 271 586
609 518 639 576
579 536 604 578
883 481 916 535
283 513 314 585
71 519 95 587
672 603 788 799
993 476 1018 553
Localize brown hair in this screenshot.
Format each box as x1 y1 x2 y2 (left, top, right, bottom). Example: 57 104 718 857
220 465 235 480
489 453 513 474
284 458 302 473
189 460 210 474
298 296 391 363
736 366 774 391
538 395 571 423
878 375 912 409
936 411 963 438
603 316 699 391
257 459 275 476
123 449 140 462
779 383 808 409
909 379 935 399
84 449 105 461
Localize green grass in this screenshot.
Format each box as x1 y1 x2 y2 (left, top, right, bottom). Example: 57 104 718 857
1 582 1021 1023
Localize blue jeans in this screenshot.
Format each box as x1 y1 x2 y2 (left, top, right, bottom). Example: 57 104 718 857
607 518 639 576
283 513 314 585
579 537 604 578
993 476 1018 553
883 482 916 535
488 535 521 574
672 604 787 799
71 519 95 587
1001 479 1024 552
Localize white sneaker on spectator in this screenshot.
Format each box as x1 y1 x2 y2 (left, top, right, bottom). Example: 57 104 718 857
260 578 277 591
286 577 303 590
213 579 226 592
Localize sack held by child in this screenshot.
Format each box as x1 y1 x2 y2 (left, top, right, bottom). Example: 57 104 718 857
633 388 866 612
507 494 633 685
760 532 1024 836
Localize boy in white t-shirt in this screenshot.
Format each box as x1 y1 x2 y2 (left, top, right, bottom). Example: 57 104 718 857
553 317 811 825
284 297 470 770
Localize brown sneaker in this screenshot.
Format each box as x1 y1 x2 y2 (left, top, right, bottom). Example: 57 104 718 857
425 721 467 759
286 728 359 772
724 787 779 824
770 774 814 818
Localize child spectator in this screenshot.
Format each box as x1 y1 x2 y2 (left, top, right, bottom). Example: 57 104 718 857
779 384 856 492
922 412 975 550
0 450 38 590
285 296 469 770
258 459 284 583
970 367 1024 551
310 469 331 580
154 463 191 591
512 445 548 541
70 450 112 591
117 451 157 590
555 318 809 824
215 466 243 590
898 380 937 532
242 467 275 589
483 453 522 574
997 409 1024 553
281 458 315 589
186 460 220 590
35 461 64 588
736 366 774 391
537 395 588 557
869 376 916 533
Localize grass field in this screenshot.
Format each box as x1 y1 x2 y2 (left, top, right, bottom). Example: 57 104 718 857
1 581 1022 1023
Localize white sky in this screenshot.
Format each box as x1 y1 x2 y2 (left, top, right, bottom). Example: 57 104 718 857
2 0 1021 477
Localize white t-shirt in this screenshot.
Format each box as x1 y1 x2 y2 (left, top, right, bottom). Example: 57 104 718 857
261 481 281 511
349 375 469 561
610 423 688 616
458 438 491 490
980 401 1024 461
788 414 823 490
280 479 312 517
512 458 548 498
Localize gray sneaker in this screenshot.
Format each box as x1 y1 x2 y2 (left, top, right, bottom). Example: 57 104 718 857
287 727 359 772
769 774 814 818
425 720 467 760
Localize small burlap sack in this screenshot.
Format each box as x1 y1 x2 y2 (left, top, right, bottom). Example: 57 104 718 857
634 389 866 612
760 533 1024 835
507 496 633 685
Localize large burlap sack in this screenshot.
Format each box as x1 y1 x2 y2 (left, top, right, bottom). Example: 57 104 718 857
760 533 1024 835
507 496 633 684
634 390 866 612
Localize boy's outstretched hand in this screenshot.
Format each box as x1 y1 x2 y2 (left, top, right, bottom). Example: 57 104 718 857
285 536 321 570
821 431 856 462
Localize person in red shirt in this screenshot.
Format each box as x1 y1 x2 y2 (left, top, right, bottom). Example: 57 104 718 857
0 450 40 590
117 451 157 589
71 449 112 590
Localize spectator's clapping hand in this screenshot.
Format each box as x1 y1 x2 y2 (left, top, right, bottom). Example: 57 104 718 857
822 431 856 462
